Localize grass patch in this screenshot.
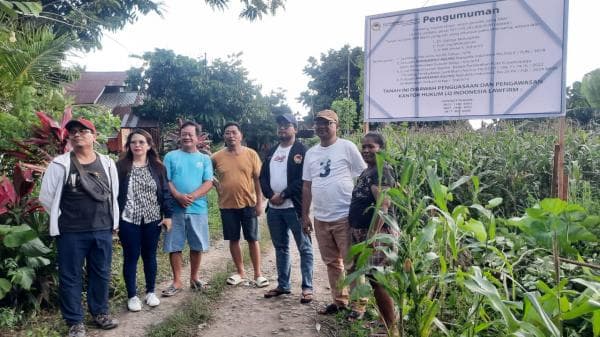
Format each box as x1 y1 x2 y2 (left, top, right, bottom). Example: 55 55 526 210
145 209 271 337
146 272 228 337
7 190 270 337
7 190 224 337
316 312 370 337
109 190 223 311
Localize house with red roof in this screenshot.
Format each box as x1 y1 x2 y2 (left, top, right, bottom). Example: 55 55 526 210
65 71 159 153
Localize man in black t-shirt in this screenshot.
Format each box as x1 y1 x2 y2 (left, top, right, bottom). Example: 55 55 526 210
40 118 119 337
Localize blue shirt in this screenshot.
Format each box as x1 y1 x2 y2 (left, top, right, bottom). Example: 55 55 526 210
164 149 213 214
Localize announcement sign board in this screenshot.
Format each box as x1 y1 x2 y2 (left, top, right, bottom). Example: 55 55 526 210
364 0 568 121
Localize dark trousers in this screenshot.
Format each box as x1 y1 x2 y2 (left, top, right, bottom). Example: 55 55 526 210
56 230 113 325
118 219 162 298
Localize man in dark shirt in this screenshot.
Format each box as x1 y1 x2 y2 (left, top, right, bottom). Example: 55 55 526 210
40 118 119 337
259 113 313 303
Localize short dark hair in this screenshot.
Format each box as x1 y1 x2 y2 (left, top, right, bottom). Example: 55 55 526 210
223 121 241 132
180 121 201 136
364 132 386 149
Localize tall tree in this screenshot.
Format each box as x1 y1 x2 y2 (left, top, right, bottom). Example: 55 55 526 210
566 81 591 110
567 79 599 125
265 88 293 116
131 49 284 145
7 0 286 51
206 0 286 21
37 0 161 50
331 98 358 135
299 45 363 116
581 68 600 109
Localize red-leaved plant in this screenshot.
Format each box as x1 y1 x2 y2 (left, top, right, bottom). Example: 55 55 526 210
3 107 72 170
0 163 41 218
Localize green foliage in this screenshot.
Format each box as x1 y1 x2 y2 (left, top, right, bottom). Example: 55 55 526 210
300 45 363 115
0 23 76 87
131 49 284 149
566 81 600 126
582 69 600 109
38 0 162 51
567 81 591 110
0 210 53 315
0 307 23 329
204 0 286 21
0 20 76 152
331 98 358 135
509 199 598 255
0 1 41 18
344 122 599 336
70 105 120 146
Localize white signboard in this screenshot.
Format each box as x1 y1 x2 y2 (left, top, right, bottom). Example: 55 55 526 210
364 0 568 121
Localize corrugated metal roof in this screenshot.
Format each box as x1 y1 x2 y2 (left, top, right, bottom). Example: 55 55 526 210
97 92 140 108
65 72 128 104
121 112 158 128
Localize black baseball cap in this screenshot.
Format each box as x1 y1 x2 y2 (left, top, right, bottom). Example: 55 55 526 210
275 113 297 128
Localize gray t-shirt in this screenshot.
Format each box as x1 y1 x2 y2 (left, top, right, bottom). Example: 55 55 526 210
59 157 112 233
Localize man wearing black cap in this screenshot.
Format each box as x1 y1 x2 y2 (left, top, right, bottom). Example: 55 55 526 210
40 118 119 337
259 113 314 303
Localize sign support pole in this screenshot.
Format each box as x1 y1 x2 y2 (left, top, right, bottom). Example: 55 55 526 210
551 117 567 200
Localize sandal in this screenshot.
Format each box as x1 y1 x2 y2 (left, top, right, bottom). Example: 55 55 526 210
264 287 291 298
190 279 208 291
300 290 313 304
346 309 366 321
161 284 182 297
226 274 246 285
254 276 269 288
318 303 347 315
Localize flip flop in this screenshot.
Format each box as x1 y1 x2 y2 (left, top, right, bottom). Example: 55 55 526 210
161 284 181 297
190 279 208 291
254 276 269 288
226 274 246 285
264 287 291 298
300 290 313 304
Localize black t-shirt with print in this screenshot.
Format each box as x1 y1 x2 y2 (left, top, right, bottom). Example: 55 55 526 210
348 164 395 229
59 157 112 233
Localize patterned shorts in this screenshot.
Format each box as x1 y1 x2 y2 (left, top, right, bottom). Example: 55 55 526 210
351 225 398 270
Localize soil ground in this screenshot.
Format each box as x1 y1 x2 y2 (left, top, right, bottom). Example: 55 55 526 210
89 232 332 337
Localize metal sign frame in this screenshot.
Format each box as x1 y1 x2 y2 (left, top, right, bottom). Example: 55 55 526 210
364 0 569 122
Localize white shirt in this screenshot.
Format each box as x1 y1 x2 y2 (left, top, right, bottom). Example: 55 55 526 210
302 138 366 221
269 144 294 209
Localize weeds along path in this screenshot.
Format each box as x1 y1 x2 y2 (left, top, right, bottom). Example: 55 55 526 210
197 232 329 337
88 230 332 337
88 239 232 337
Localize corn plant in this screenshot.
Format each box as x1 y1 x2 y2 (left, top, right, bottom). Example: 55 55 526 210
347 147 599 336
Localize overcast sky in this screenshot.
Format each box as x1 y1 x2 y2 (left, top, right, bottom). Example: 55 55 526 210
77 0 600 116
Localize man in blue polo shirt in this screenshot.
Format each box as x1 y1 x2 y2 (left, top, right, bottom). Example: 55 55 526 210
162 121 213 297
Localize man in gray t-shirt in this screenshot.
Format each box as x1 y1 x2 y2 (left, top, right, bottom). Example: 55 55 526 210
40 118 119 337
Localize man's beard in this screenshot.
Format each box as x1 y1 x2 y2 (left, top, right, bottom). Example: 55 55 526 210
278 134 292 142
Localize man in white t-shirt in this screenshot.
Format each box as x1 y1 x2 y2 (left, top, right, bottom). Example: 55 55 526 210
259 113 314 303
301 109 366 315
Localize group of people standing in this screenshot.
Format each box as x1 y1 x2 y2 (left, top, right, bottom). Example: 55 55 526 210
40 109 397 337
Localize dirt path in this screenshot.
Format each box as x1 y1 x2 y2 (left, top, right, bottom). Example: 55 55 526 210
89 240 231 337
198 233 329 337
90 229 331 337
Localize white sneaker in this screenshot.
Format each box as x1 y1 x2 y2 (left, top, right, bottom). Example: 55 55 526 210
145 292 160 307
127 296 142 312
